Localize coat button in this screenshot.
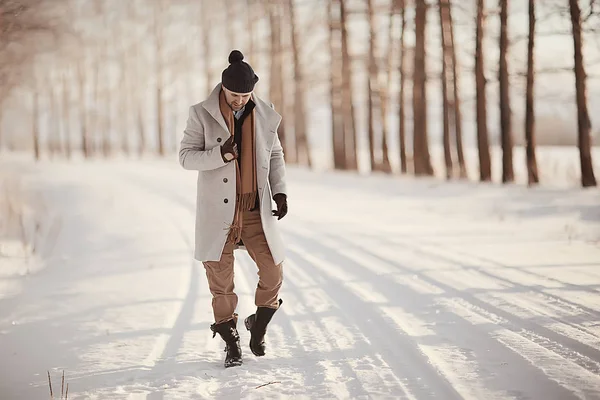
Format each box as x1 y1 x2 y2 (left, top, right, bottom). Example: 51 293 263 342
217 138 222 143
224 198 228 203
223 178 228 183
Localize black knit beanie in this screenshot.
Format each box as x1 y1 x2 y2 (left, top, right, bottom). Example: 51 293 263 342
221 50 259 93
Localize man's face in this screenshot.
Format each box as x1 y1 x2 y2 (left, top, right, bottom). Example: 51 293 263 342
223 86 252 111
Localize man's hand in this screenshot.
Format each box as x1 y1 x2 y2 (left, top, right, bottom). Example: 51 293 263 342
272 193 288 220
220 135 238 162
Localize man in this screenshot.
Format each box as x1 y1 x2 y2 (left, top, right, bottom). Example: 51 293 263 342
179 50 288 368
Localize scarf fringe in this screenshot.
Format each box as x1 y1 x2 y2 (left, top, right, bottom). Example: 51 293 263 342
238 192 257 211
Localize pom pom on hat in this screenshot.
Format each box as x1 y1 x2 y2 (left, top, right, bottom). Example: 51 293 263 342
228 50 244 64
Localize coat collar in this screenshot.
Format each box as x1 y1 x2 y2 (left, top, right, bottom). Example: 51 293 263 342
202 84 282 134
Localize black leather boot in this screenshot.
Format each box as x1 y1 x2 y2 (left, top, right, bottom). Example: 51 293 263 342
244 299 282 357
210 317 243 368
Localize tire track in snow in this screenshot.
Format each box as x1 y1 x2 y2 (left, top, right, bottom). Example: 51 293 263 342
281 240 463 399
307 226 600 399
272 256 415 399
385 234 600 354
441 296 600 400
283 226 575 400
385 234 600 319
352 234 600 369
235 252 362 399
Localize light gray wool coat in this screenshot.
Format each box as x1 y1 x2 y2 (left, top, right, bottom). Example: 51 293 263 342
179 84 287 265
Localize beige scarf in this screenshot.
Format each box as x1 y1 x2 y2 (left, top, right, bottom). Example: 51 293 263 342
219 89 258 244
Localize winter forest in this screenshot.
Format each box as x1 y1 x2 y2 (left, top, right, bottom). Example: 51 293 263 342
2 1 600 399
1 0 599 186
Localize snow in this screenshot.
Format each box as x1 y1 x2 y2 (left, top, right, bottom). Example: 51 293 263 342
0 152 599 399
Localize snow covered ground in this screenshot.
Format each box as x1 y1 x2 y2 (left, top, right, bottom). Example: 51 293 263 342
1 153 599 399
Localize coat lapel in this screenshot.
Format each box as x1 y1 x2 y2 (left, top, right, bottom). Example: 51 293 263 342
252 93 282 151
202 84 282 157
202 84 231 135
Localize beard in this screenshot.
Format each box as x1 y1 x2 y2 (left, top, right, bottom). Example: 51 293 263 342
228 101 243 111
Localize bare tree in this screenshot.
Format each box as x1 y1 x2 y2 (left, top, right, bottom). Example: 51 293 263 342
62 72 72 159
119 52 130 157
397 0 407 174
1 0 62 150
101 41 111 158
329 0 345 169
32 88 40 161
154 0 165 156
247 0 256 62
366 0 378 172
48 83 60 158
201 0 214 95
499 0 514 183
76 57 90 158
0 101 4 151
413 0 433 176
447 0 467 178
340 0 358 171
569 0 597 187
378 0 395 174
439 0 454 179
92 58 100 155
288 0 311 167
475 0 491 181
525 0 538 185
268 0 288 157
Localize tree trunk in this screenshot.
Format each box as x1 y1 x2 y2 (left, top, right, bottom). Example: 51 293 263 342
340 0 358 171
475 0 491 181
33 90 40 161
367 0 377 172
77 59 89 158
154 1 165 156
120 60 130 157
398 0 407 174
226 0 236 50
0 103 3 152
201 0 213 94
329 0 345 169
499 0 514 183
439 0 453 179
413 0 433 176
268 0 288 158
447 1 467 178
288 0 311 167
103 40 111 158
525 0 539 185
247 0 256 62
49 85 59 159
62 74 72 160
569 0 597 187
93 61 100 155
132 40 146 157
378 0 395 174
138 108 146 157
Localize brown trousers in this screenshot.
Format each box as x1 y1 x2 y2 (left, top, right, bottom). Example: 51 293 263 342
203 208 283 324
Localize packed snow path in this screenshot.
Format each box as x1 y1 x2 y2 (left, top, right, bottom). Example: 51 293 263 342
1 157 599 399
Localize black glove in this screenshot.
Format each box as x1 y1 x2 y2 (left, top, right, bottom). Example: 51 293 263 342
272 193 288 220
220 135 238 162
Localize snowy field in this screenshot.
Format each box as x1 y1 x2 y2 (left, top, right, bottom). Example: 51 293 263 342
1 151 599 399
